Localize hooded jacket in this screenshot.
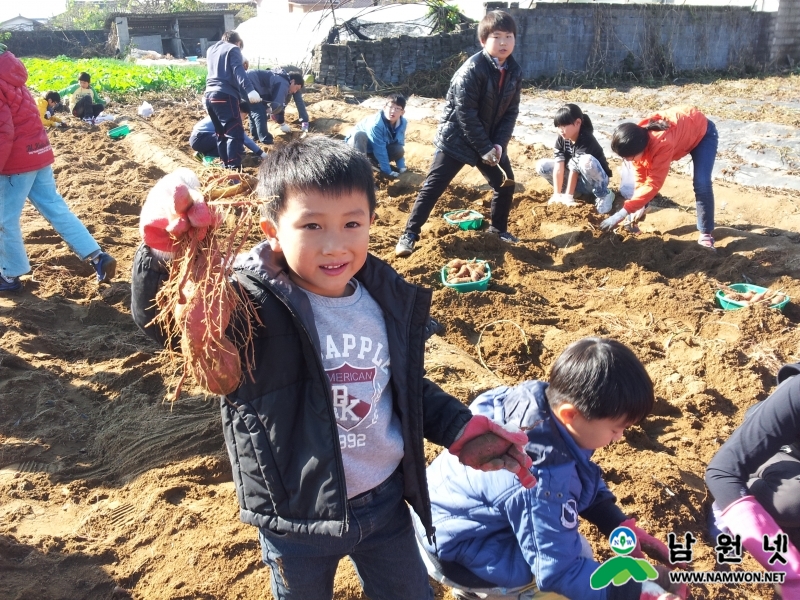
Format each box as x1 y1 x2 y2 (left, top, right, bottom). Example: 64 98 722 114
345 110 408 175
623 106 708 214
433 50 522 166
130 241 472 538
0 51 54 176
418 381 640 600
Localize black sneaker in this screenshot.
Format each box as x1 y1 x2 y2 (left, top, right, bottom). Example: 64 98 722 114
395 232 416 257
0 274 21 292
488 226 519 244
91 252 117 283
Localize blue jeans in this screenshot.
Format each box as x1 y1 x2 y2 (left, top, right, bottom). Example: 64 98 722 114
248 101 273 143
535 155 609 198
690 119 718 234
0 166 100 278
203 91 244 169
257 470 433 600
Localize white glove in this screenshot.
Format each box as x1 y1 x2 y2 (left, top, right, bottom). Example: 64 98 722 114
300 122 309 132
54 122 64 128
398 166 408 174
247 90 262 104
548 193 578 207
640 580 685 600
388 170 400 178
493 144 503 160
279 123 292 133
481 148 499 165
600 208 629 231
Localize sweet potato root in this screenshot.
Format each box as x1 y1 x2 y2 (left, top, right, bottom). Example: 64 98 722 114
445 259 488 284
151 170 262 400
455 432 513 470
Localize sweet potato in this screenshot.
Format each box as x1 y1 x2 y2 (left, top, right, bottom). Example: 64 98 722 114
446 259 489 284
455 432 514 470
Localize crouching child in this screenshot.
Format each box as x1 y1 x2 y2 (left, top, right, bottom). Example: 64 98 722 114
130 135 535 600
415 337 688 600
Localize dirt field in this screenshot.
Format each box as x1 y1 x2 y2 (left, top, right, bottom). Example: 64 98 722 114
1 82 799 600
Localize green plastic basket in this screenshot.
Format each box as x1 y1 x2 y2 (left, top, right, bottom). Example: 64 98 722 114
441 260 491 293
715 283 790 311
443 210 484 231
108 124 130 139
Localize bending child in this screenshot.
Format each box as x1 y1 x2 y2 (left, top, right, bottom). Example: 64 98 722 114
36 91 65 128
346 93 407 179
395 10 522 256
189 101 266 162
0 52 116 292
602 106 718 248
131 135 535 600
416 337 688 600
536 104 614 214
705 362 800 598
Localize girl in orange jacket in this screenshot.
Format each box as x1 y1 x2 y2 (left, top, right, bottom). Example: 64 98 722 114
601 106 718 249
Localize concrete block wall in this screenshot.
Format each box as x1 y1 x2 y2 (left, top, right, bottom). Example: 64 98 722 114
310 28 481 88
771 0 800 65
508 4 773 79
310 3 777 89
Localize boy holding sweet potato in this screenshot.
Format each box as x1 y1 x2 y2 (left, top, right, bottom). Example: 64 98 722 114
130 135 535 600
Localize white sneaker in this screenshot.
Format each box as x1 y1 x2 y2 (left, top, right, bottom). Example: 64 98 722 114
279 123 292 134
595 190 615 214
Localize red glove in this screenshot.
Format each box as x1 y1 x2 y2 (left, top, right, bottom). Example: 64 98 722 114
621 518 671 565
449 415 536 489
139 168 219 255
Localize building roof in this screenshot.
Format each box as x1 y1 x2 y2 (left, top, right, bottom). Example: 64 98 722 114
104 10 237 29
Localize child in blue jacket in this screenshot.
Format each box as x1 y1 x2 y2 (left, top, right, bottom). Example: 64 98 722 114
345 94 408 178
416 337 688 600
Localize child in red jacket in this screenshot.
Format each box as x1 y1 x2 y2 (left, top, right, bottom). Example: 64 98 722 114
602 106 718 249
0 50 115 291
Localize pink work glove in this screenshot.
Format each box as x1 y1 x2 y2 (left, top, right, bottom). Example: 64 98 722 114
622 519 689 600
139 168 220 256
720 496 800 586
621 518 671 564
493 144 503 160
448 415 536 489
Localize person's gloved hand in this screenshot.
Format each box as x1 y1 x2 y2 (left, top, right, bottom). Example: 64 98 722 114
449 415 536 488
54 122 64 128
247 90 262 104
620 518 671 564
640 580 687 600
398 166 408 174
300 122 309 132
388 170 400 178
493 144 503 160
600 208 629 231
279 123 292 133
481 147 499 166
139 168 221 257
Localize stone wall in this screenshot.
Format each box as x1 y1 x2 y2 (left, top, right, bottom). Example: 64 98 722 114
310 3 776 89
508 3 774 79
310 27 481 88
5 30 110 58
771 0 800 65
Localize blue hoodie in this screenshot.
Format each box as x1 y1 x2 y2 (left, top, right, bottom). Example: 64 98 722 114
345 110 407 175
417 381 641 600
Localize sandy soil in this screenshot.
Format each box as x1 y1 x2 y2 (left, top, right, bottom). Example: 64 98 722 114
1 84 799 600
